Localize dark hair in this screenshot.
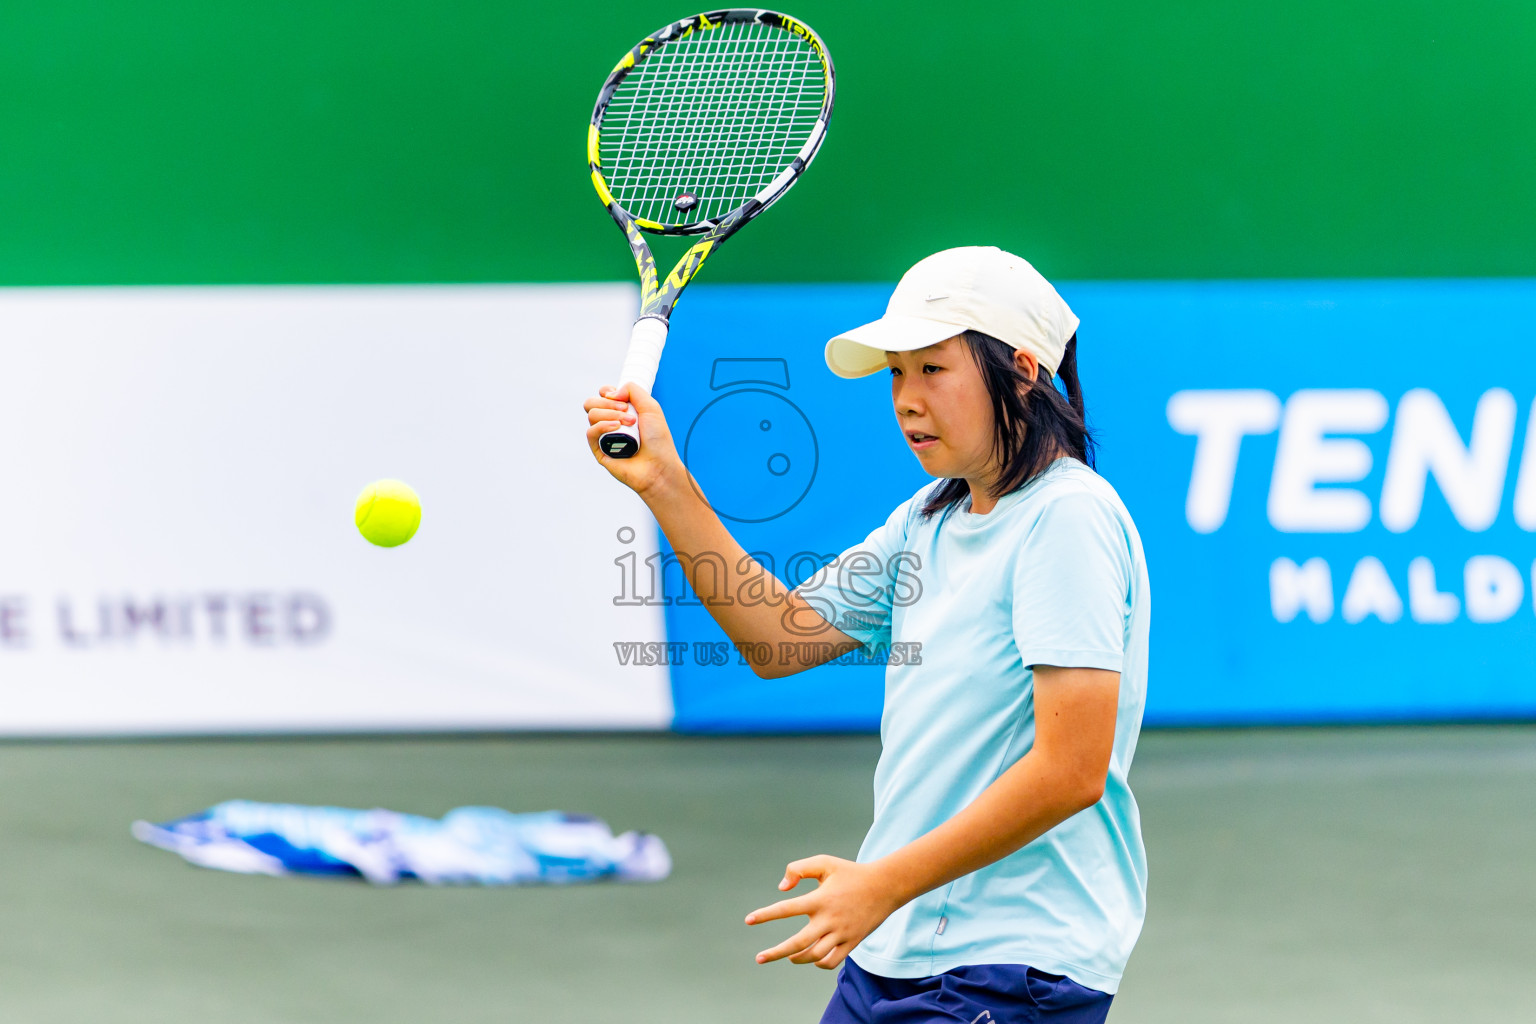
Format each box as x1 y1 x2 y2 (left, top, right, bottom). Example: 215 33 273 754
918 329 1096 521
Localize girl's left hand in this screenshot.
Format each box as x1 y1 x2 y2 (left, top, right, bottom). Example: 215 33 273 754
745 855 901 970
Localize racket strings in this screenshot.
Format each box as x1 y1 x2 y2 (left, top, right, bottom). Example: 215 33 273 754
600 19 825 226
608 22 809 216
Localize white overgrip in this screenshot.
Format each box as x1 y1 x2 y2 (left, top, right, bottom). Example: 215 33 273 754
600 315 670 458
617 315 670 395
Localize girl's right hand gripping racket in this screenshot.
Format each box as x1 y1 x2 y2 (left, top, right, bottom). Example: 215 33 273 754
589 9 835 458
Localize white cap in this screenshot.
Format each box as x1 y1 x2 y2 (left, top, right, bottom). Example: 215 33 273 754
824 246 1080 379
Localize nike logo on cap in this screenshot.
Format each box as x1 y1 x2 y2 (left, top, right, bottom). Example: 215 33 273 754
924 292 949 301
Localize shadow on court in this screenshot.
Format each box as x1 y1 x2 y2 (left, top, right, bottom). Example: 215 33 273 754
0 727 1530 1022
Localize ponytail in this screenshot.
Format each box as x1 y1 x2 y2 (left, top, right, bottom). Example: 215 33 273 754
1057 332 1086 418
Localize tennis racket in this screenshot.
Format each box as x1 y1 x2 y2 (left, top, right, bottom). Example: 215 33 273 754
589 9 835 458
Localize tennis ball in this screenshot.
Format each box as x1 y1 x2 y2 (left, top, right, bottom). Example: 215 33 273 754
354 479 421 548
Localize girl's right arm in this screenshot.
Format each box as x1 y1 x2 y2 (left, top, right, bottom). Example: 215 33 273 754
584 379 862 679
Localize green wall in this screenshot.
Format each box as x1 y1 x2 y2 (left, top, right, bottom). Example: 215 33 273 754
3 1 1534 284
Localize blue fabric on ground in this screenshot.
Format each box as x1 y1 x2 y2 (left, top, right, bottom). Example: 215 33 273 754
132 801 670 885
819 956 1113 1023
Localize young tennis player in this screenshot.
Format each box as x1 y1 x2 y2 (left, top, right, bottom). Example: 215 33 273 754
584 245 1149 1022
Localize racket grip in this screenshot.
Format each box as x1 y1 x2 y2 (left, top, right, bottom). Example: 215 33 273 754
600 315 670 459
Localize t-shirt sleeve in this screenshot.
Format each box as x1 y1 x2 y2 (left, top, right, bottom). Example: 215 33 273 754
790 495 919 654
1013 489 1132 672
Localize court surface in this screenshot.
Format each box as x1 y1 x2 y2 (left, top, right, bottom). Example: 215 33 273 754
2 726 1532 1022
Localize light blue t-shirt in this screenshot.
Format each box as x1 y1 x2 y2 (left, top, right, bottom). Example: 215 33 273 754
793 457 1150 994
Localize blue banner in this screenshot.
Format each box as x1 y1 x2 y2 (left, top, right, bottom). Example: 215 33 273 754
653 281 1536 730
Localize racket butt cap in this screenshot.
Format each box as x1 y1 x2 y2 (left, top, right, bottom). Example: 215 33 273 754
601 432 640 459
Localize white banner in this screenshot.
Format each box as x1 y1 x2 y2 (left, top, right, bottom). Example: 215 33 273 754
0 285 671 734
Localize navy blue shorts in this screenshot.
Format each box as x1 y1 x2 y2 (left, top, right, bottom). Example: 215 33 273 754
819 956 1114 1023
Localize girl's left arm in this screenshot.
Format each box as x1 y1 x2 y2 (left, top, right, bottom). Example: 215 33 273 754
745 665 1119 970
